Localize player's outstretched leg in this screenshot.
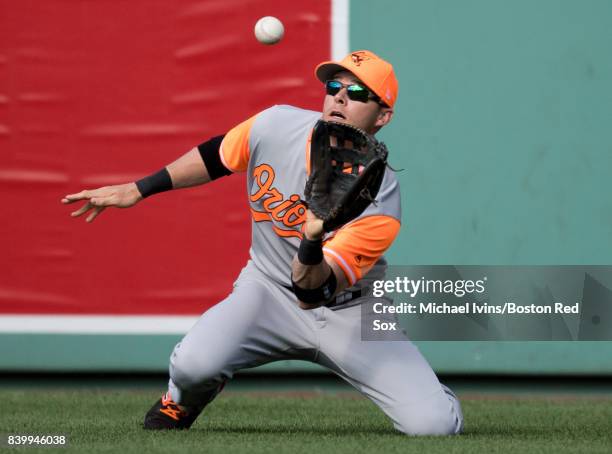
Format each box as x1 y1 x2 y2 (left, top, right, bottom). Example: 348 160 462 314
143 262 316 430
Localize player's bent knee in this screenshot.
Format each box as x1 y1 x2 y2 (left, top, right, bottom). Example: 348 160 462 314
170 347 227 391
392 387 463 436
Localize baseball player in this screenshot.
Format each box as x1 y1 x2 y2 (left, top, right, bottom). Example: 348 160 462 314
62 50 463 436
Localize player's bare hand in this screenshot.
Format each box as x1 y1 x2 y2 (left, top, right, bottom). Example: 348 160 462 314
61 182 143 223
304 209 324 240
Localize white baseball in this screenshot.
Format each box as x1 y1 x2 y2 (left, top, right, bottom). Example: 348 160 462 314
254 16 284 45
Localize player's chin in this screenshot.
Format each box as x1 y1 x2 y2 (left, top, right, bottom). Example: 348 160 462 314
323 113 349 125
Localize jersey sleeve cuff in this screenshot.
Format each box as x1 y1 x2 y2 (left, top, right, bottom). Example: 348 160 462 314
323 246 358 286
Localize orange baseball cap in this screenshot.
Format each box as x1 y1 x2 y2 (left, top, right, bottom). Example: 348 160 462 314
315 50 399 107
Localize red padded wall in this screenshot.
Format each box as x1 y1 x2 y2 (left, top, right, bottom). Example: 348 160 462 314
0 1 331 314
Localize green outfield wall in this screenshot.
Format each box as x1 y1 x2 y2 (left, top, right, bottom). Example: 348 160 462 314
352 0 612 266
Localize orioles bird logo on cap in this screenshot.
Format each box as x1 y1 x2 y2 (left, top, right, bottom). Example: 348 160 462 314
351 51 372 66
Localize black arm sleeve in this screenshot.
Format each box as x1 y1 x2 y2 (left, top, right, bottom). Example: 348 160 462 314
197 135 232 180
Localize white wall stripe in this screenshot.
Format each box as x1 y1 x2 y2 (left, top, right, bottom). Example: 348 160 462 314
331 0 350 60
0 315 199 334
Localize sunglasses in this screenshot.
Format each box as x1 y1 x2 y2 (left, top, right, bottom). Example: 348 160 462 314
325 80 382 104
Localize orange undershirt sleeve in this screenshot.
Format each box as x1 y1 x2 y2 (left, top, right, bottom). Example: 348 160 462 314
219 114 258 172
322 215 401 286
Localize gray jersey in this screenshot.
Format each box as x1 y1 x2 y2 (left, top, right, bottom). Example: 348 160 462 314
219 105 401 288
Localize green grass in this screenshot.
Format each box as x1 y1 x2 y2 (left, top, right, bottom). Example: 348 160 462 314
2 390 611 453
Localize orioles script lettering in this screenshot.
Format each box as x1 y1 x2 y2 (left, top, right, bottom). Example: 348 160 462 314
250 164 306 238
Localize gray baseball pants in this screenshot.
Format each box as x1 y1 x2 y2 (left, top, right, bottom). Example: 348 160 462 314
167 261 463 436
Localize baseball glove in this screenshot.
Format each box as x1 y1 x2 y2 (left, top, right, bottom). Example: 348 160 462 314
304 120 389 232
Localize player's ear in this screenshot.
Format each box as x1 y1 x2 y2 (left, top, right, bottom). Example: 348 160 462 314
375 107 393 129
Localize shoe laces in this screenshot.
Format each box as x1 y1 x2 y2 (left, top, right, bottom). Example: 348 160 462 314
160 392 188 421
